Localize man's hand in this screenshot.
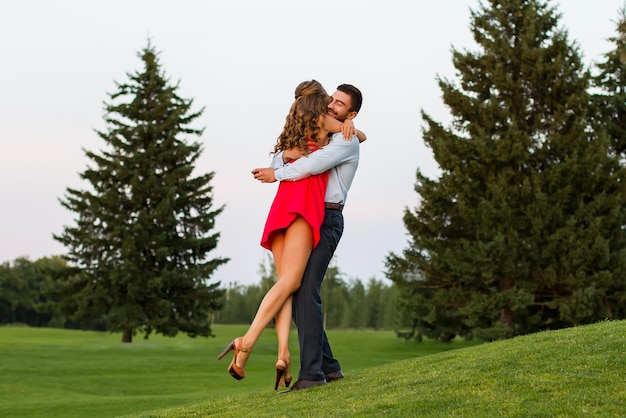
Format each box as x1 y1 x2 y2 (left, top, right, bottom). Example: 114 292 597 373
282 147 307 163
252 167 277 183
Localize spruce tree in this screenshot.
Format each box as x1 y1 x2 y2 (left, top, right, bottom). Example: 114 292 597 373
386 0 626 340
593 8 626 160
591 8 626 318
55 44 227 342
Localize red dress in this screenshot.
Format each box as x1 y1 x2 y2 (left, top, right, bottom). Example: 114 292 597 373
261 138 328 250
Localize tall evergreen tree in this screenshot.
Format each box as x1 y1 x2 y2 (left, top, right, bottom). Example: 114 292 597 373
386 0 626 340
590 7 626 320
54 44 227 342
593 8 626 161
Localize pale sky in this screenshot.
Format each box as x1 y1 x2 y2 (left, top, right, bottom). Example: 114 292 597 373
1 0 623 287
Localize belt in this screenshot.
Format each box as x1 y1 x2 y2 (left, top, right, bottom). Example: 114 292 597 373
325 202 343 211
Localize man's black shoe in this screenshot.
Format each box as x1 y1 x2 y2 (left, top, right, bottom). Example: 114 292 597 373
279 379 326 393
325 370 344 382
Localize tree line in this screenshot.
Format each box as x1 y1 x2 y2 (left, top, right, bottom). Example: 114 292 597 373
0 256 106 330
216 256 399 330
0 255 400 332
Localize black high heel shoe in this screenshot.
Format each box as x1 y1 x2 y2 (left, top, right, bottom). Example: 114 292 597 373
274 358 292 390
217 337 252 380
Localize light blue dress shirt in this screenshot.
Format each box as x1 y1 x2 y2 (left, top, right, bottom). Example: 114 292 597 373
270 133 360 205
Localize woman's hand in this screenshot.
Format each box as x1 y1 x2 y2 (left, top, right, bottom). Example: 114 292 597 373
251 168 277 183
341 119 356 140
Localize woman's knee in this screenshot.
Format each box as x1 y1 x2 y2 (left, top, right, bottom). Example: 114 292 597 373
278 276 302 294
286 279 302 294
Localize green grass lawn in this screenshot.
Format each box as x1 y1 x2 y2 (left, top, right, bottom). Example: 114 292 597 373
3 321 624 417
0 324 469 417
134 320 626 418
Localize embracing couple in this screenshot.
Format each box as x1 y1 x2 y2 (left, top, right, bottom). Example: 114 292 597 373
217 80 364 392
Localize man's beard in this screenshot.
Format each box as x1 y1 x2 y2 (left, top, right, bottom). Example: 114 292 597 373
329 111 345 122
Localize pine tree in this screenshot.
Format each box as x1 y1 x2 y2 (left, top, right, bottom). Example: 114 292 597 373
54 44 227 342
386 0 626 340
593 8 626 160
590 7 626 319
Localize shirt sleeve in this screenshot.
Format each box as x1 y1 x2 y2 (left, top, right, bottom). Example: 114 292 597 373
269 152 284 169
274 133 358 181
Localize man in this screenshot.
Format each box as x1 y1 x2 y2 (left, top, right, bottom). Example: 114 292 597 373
253 84 363 391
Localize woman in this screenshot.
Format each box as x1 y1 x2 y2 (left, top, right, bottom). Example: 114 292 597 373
218 80 363 390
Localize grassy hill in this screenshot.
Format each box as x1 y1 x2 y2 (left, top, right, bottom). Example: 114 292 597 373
132 320 626 417
0 324 472 417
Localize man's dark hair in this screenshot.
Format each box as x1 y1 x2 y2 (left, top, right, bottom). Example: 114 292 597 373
337 84 362 113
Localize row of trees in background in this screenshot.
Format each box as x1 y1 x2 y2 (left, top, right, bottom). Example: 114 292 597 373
387 0 626 341
0 255 401 332
216 256 399 330
0 257 106 330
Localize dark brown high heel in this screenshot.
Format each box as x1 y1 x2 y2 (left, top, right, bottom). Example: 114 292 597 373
217 337 252 380
274 358 292 390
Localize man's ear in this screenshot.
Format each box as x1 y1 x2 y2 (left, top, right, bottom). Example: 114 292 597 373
345 111 358 120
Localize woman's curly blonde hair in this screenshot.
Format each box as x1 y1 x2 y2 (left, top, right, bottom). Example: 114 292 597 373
273 80 330 154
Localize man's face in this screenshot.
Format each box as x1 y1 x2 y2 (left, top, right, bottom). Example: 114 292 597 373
328 90 355 122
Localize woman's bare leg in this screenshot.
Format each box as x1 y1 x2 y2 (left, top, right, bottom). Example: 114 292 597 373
270 233 292 365
239 216 313 357
275 294 293 362
270 231 295 388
